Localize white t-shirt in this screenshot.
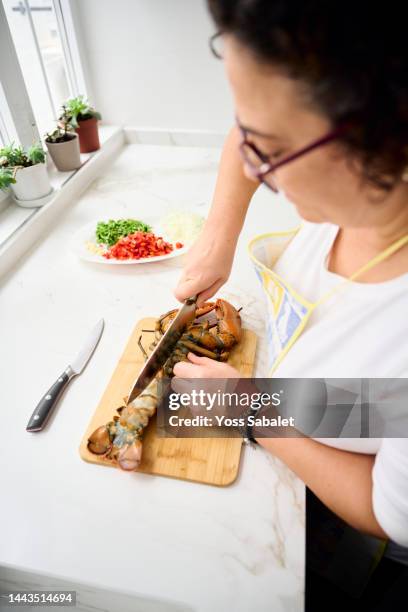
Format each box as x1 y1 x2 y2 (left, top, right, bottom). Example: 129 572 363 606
270 221 408 557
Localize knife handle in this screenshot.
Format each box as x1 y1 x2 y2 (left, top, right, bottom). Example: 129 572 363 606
26 368 74 432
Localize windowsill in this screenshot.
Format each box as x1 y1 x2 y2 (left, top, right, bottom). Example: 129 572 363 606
0 125 124 279
0 126 122 249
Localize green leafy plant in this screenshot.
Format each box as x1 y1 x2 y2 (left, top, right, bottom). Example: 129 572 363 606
45 124 76 144
0 143 26 166
0 141 46 168
0 167 16 191
27 142 46 164
45 105 77 143
96 219 152 246
61 95 102 129
45 128 64 144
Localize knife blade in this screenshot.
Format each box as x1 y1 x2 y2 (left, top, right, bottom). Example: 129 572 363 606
26 318 105 432
126 295 198 404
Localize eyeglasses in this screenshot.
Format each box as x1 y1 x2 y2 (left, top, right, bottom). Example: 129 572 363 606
237 119 348 193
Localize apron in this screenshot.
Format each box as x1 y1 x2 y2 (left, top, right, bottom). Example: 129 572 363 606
247 225 408 597
248 225 408 376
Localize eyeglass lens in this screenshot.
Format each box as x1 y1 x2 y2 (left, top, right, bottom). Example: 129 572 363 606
240 142 279 191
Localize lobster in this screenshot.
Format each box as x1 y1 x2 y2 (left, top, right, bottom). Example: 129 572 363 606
87 299 242 471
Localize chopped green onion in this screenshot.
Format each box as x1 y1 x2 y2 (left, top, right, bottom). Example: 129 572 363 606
96 219 152 246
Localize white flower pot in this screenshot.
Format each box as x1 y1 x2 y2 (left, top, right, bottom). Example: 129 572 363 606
11 163 52 203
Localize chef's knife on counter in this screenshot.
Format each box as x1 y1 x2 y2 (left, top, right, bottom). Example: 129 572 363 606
126 295 198 404
26 318 105 432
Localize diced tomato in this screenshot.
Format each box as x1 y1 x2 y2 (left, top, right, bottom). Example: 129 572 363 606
175 242 183 249
103 231 174 260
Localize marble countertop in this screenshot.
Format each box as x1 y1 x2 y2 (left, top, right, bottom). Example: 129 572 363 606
0 142 304 612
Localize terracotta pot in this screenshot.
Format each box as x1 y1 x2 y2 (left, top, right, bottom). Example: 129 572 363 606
76 116 100 153
46 133 81 171
11 163 52 202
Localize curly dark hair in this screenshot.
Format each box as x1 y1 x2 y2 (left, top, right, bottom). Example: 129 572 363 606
207 0 408 191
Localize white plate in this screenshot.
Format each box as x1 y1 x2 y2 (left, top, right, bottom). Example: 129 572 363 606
72 219 189 265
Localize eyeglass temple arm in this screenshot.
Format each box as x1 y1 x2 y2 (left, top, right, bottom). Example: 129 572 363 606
270 124 349 171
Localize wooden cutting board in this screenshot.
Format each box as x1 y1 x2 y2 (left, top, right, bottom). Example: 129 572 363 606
79 317 257 486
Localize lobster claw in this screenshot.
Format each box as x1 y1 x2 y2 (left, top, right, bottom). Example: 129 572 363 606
215 299 242 344
117 439 143 471
87 425 112 455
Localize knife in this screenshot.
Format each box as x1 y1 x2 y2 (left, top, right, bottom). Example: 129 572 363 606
26 318 105 432
126 295 198 404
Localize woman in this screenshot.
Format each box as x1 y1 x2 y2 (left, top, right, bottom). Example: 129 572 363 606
173 1 408 609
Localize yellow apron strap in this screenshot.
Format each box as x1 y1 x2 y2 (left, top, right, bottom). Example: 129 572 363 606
315 233 408 308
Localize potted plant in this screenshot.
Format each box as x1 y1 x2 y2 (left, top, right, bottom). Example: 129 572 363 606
0 142 53 207
45 112 81 171
62 95 102 153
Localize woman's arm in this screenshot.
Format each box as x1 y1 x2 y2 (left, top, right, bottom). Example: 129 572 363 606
258 436 388 539
174 125 259 304
205 124 259 233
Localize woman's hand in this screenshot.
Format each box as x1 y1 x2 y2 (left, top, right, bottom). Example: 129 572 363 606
173 352 241 378
172 353 241 420
173 226 235 306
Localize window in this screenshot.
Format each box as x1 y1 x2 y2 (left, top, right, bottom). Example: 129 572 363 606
1 0 87 140
0 0 89 225
0 81 19 145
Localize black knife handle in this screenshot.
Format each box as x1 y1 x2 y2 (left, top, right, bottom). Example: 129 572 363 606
26 369 73 432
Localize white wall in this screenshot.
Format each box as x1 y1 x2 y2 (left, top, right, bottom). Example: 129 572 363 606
72 0 233 133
